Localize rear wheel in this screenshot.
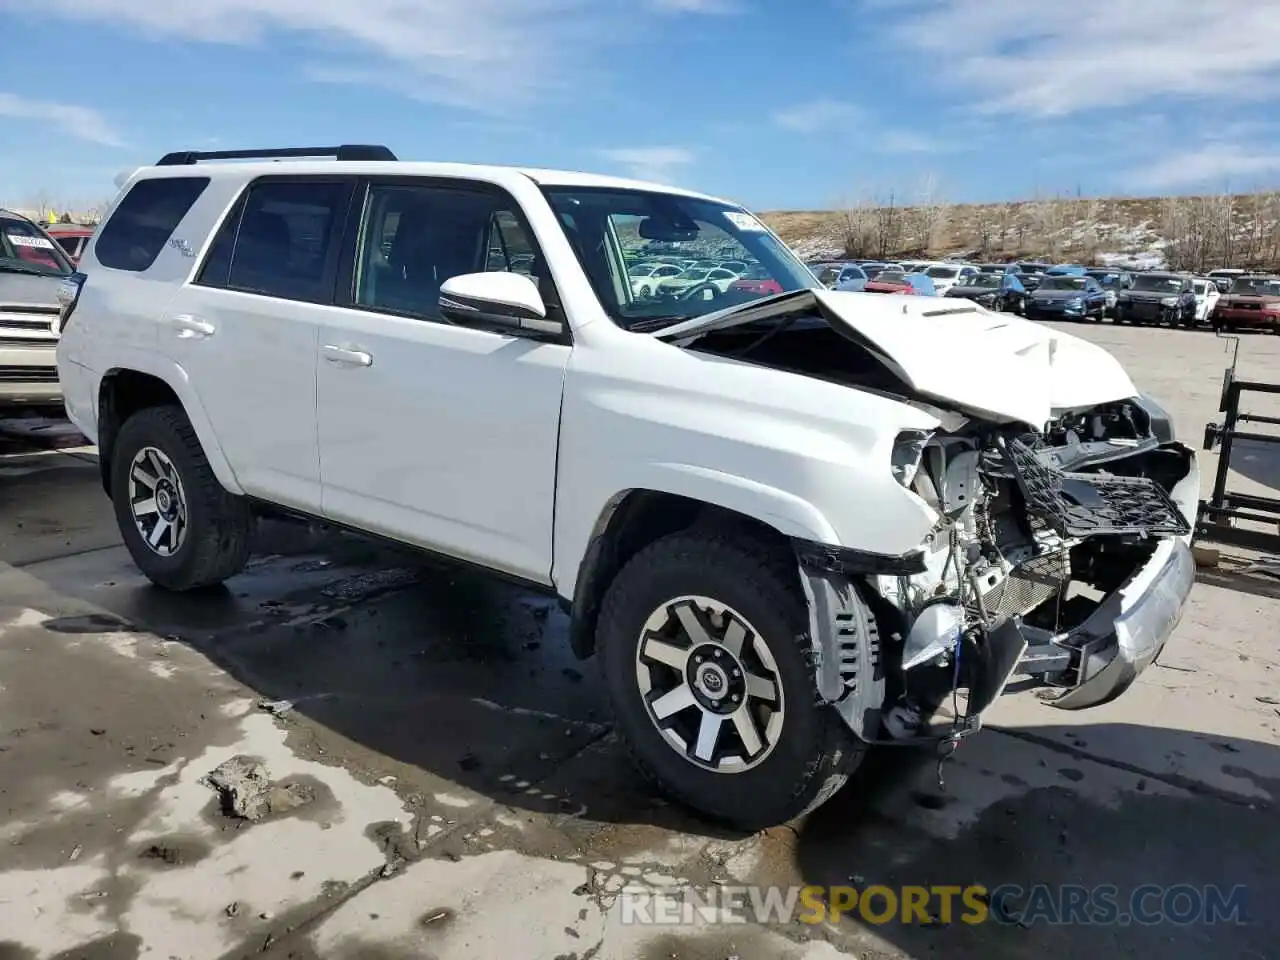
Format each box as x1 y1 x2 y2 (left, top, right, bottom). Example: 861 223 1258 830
596 532 864 830
111 405 252 591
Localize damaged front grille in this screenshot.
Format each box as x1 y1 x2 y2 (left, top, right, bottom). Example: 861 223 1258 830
1001 438 1190 539
981 550 1069 618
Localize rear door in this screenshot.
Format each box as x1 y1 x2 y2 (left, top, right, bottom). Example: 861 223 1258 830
172 174 356 511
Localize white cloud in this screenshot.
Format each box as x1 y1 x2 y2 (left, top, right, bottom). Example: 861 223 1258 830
0 92 121 146
647 0 737 11
888 0 1280 116
598 146 696 183
1126 143 1280 191
2 0 638 110
875 129 945 154
773 99 859 133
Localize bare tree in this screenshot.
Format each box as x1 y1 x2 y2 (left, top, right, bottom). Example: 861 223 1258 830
841 196 877 258
1025 196 1069 258
873 191 904 259
909 174 948 255
971 205 996 256
1077 198 1105 263
994 202 1019 254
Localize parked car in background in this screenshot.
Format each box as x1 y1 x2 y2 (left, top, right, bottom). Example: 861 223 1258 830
1084 268 1131 316
863 268 922 294
1206 267 1246 293
945 271 1027 313
902 272 936 296
1023 274 1108 322
1044 264 1088 277
0 207 74 408
1114 272 1197 326
655 266 740 299
45 223 95 264
1191 278 1221 324
809 261 867 291
629 262 684 298
730 262 784 297
861 261 904 280
1211 275 1280 331
1009 262 1050 291
923 262 979 296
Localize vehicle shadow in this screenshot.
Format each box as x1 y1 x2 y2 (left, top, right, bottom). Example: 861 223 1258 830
793 723 1278 960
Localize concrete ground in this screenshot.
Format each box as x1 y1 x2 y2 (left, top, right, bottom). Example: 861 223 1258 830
0 323 1277 960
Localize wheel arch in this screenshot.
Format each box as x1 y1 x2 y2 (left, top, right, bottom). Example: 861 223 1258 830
564 480 831 661
97 358 242 498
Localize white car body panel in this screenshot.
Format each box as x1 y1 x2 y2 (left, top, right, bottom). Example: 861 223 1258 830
317 307 569 585
1192 279 1220 322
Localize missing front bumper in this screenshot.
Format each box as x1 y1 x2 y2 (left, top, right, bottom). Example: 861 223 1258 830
1019 536 1196 710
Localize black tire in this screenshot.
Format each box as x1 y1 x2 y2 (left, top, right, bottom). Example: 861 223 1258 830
596 531 864 830
111 405 252 591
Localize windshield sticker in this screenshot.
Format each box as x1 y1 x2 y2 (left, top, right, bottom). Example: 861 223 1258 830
6 234 55 249
724 211 766 232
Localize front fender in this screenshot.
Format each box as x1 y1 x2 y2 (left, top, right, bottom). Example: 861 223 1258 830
102 348 244 496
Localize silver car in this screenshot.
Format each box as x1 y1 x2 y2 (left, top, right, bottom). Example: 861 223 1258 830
0 210 73 409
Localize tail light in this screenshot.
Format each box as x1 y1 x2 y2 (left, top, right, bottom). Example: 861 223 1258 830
56 271 86 332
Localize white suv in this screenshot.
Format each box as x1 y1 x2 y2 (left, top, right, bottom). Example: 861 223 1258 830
57 145 1200 829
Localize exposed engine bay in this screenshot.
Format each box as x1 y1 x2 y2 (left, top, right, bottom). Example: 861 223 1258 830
871 398 1194 739
683 311 1198 743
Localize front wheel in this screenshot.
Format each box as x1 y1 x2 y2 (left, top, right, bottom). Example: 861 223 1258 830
111 405 252 591
596 532 864 830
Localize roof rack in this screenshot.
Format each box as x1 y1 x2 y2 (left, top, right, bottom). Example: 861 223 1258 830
155 144 397 166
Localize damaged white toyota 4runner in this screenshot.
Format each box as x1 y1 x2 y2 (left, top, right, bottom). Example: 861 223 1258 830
56 147 1198 830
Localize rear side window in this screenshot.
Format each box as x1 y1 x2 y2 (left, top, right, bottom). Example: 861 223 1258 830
95 176 209 272
198 178 352 304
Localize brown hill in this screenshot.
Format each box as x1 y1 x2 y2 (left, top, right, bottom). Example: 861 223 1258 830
759 192 1280 273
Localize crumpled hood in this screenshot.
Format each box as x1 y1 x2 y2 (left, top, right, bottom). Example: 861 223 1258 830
657 289 1137 427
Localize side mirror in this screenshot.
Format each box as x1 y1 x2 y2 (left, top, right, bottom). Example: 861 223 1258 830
439 272 561 336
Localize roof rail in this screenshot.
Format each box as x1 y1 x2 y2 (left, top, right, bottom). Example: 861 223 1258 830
154 145 397 166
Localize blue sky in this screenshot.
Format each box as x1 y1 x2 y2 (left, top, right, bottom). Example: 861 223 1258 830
4 0 1280 213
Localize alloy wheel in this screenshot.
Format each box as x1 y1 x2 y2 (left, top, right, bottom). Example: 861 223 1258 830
634 595 784 773
128 446 188 557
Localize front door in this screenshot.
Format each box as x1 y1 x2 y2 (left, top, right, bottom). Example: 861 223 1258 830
316 178 570 583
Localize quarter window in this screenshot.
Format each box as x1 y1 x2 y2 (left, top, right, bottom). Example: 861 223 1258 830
95 176 209 272
352 183 539 323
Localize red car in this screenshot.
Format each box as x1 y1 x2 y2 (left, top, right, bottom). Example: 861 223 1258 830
44 223 95 264
1211 275 1280 331
863 269 921 295
729 263 782 296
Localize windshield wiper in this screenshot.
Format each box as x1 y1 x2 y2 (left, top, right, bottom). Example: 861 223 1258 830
628 315 696 333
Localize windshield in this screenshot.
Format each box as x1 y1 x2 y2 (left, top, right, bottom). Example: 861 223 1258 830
1130 274 1182 293
1039 276 1087 291
969 274 1002 288
0 217 73 276
629 264 656 276
1229 276 1280 297
874 270 907 285
926 266 957 279
541 187 816 329
1017 263 1047 274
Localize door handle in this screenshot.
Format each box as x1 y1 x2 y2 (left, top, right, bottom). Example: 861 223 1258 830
165 314 216 338
322 344 373 367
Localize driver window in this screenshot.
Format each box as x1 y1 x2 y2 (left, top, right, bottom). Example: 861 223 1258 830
353 182 537 323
